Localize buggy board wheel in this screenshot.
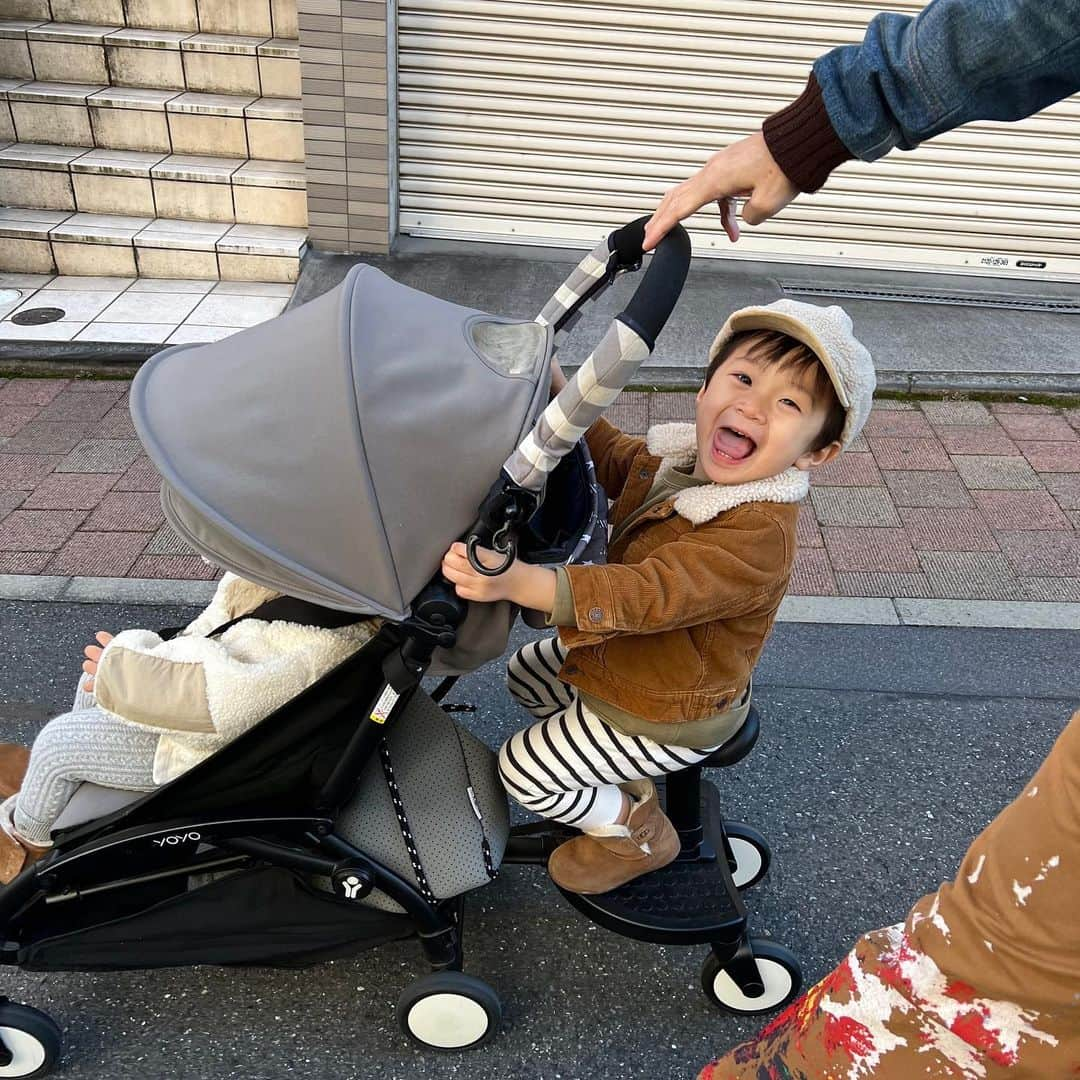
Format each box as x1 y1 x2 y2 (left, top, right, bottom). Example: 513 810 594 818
0 1002 62 1078
701 940 802 1016
722 822 771 890
397 971 501 1051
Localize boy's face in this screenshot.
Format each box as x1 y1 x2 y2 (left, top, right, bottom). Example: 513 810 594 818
693 341 843 484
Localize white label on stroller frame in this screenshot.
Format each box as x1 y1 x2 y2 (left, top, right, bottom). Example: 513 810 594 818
370 685 400 724
153 831 201 846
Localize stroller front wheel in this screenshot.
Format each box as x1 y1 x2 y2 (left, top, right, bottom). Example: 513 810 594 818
701 940 802 1016
0 1002 62 1078
397 971 501 1051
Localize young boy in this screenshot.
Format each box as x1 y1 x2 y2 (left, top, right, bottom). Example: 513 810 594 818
442 300 875 894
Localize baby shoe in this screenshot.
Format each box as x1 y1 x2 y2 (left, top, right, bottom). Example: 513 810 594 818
0 742 30 799
0 795 49 885
548 778 681 894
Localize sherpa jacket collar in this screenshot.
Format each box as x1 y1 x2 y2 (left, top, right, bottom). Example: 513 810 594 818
644 422 810 526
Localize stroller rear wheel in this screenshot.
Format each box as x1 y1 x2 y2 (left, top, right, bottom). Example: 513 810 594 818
397 972 501 1051
0 1001 62 1078
722 822 771 890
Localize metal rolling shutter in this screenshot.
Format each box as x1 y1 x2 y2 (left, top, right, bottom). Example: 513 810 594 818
397 1 1080 280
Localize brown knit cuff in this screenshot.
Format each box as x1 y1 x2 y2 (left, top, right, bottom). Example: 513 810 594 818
762 72 853 193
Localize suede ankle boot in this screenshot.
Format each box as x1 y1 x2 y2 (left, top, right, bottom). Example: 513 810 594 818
0 828 47 885
0 742 30 800
548 778 681 895
0 795 49 884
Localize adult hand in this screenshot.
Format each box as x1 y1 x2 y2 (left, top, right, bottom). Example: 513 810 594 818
82 630 113 694
643 132 800 251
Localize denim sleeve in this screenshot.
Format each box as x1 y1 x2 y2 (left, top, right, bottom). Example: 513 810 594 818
813 0 1080 161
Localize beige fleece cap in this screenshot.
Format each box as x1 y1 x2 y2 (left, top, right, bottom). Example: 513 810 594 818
708 299 876 449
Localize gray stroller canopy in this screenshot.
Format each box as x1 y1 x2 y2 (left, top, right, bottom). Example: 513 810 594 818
131 216 690 626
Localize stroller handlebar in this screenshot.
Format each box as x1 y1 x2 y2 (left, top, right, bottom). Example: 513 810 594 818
466 216 691 575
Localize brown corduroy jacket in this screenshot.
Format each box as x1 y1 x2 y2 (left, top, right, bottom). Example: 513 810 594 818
556 419 799 728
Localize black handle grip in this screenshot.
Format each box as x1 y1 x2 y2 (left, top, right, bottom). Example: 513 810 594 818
608 215 691 351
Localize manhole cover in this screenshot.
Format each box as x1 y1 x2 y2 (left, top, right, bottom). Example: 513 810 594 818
11 306 65 326
0 288 20 307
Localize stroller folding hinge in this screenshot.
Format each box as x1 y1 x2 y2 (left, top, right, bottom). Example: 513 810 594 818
330 864 373 901
399 578 467 653
382 647 424 695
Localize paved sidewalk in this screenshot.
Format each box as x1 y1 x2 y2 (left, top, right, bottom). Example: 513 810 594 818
2 376 1080 618
0 273 292 346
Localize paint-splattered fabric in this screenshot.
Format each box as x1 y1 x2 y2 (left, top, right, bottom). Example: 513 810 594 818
698 711 1080 1079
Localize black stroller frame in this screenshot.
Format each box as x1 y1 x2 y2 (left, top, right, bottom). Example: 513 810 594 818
0 219 801 1071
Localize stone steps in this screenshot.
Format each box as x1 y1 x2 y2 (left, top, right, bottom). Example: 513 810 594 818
0 51 302 160
1 206 306 280
0 2 304 281
0 143 306 227
5 0 297 39
0 19 299 95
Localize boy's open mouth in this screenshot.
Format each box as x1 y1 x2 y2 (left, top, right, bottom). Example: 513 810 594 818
712 425 757 463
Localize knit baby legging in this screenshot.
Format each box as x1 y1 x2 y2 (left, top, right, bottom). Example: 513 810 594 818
497 635 722 832
12 677 158 845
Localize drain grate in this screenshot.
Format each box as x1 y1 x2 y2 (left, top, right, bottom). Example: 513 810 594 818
779 283 1080 315
11 306 65 325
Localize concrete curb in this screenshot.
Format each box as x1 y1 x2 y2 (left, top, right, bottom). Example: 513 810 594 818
1 574 217 606
5 345 1080 396
0 342 157 371
628 367 1080 394
5 574 1080 630
776 595 1080 629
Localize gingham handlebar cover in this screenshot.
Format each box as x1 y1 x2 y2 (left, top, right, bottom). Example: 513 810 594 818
504 220 690 493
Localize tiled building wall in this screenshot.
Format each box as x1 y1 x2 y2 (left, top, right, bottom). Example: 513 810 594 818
297 0 390 254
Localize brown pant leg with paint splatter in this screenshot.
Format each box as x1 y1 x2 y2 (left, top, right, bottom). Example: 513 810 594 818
698 711 1080 1080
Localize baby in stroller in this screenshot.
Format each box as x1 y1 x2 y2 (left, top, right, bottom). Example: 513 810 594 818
0 572 379 882
443 299 875 895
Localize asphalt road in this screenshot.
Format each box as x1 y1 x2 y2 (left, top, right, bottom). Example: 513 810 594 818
1 602 1076 1079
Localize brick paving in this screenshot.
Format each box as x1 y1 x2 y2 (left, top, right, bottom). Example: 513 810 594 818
3 378 1080 602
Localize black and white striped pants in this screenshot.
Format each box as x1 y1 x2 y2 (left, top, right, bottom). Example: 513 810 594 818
497 636 722 832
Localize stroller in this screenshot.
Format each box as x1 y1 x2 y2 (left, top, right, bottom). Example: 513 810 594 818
0 217 802 1073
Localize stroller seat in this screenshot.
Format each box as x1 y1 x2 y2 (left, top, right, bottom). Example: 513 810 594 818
51 784 145 832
